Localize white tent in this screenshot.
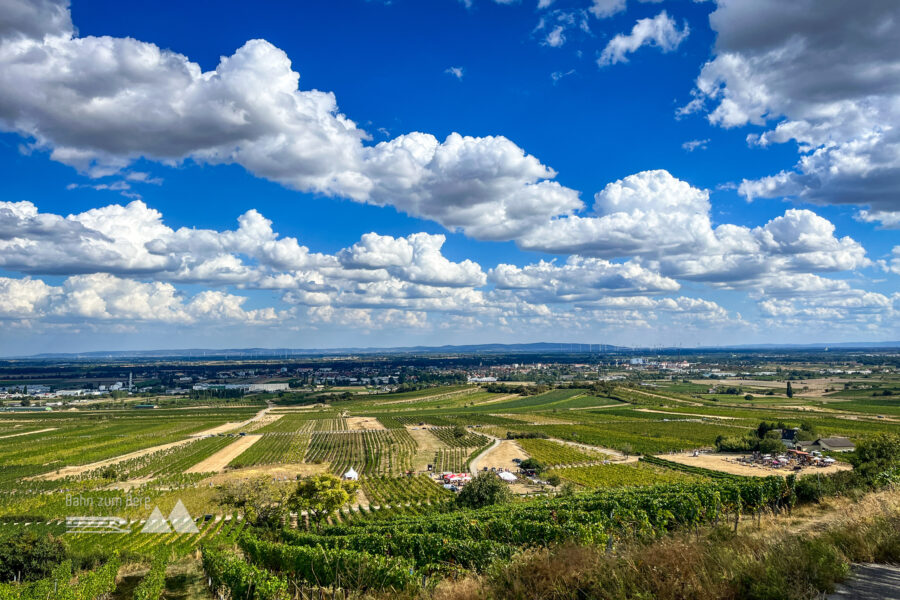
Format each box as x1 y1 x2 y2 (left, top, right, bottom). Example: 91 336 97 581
343 467 359 480
498 471 517 482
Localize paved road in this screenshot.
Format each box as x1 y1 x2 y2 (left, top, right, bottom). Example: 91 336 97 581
827 564 900 599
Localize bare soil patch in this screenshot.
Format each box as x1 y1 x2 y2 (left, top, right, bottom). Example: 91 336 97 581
660 452 853 477
470 439 528 473
200 462 327 484
691 377 852 398
347 417 386 430
186 435 261 473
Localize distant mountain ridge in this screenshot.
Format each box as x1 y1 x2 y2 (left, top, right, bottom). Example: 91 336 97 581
15 340 900 359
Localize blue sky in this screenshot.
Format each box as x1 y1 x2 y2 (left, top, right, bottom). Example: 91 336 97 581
0 0 898 354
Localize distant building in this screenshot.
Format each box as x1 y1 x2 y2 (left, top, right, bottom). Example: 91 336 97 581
467 376 497 383
799 437 855 453
248 383 289 392
780 429 799 449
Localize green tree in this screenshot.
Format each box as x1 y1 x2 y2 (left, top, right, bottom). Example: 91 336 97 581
786 381 794 398
851 432 900 477
217 475 291 529
19 398 30 407
546 473 562 487
797 421 818 441
451 425 467 439
289 474 359 531
758 437 785 454
519 458 546 473
456 473 511 509
0 531 66 583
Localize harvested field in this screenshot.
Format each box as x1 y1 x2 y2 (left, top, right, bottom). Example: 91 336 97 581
347 416 386 430
406 425 448 471
691 377 852 397
186 435 261 473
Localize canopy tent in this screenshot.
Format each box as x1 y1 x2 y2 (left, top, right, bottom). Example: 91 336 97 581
343 467 359 480
498 471 517 482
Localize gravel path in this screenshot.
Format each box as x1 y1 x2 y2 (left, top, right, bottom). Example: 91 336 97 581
827 564 900 599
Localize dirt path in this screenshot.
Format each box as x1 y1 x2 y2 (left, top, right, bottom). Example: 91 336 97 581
469 394 520 406
186 435 262 473
406 426 448 471
548 437 629 460
35 438 198 480
0 427 56 439
469 439 528 473
659 452 853 478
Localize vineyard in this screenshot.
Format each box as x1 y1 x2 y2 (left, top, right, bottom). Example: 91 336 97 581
432 448 468 472
229 433 311 467
516 438 603 466
303 430 417 475
360 475 450 507
548 462 703 489
428 426 490 448
200 474 807 598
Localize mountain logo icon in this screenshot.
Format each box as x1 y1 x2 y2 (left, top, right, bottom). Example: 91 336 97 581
139 500 199 534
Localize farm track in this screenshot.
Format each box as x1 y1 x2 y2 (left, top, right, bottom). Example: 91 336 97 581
190 402 274 436
635 408 738 420
546 437 630 460
0 427 57 439
34 438 198 480
186 435 262 473
625 388 704 406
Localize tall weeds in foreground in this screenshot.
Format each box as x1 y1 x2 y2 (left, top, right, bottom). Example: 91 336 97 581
431 490 900 600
